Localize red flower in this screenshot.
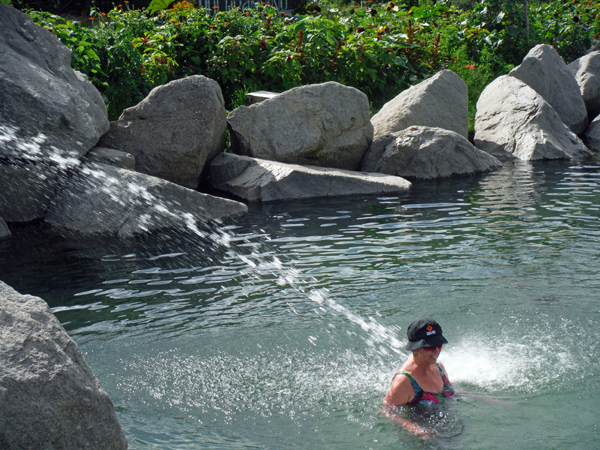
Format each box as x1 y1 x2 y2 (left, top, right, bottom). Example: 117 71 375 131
465 64 475 70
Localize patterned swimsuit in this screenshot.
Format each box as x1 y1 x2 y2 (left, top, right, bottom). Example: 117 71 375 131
396 363 455 406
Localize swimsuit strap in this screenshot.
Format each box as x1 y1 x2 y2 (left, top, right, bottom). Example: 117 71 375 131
397 371 424 405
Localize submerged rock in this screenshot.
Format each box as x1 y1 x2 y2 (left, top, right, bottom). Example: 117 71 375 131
474 76 590 161
99 75 227 189
372 126 502 180
227 82 373 171
568 51 600 121
210 153 411 203
45 162 247 239
510 44 588 134
362 70 468 172
0 281 127 450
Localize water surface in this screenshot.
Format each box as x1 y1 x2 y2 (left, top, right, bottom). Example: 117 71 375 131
1 157 599 449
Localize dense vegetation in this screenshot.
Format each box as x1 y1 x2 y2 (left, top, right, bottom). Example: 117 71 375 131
19 0 600 126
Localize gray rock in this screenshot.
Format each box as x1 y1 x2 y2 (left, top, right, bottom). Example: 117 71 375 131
210 152 411 203
0 6 109 162
0 217 10 239
45 162 247 239
509 44 588 134
99 75 227 189
0 160 62 223
0 5 109 222
0 281 127 450
568 51 600 121
361 70 468 172
372 126 502 180
582 115 600 151
227 82 373 171
474 76 590 161
83 146 135 170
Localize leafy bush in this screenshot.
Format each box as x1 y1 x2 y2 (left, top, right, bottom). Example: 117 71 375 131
24 0 600 124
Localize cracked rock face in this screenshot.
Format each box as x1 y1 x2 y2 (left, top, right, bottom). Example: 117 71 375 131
474 75 590 161
0 281 128 450
371 126 502 180
227 81 373 171
509 44 588 134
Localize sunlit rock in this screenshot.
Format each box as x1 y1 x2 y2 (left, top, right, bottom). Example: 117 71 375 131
227 82 373 171
568 51 600 121
583 115 600 151
371 126 502 180
83 146 135 170
0 281 127 450
509 44 588 134
0 5 109 222
474 76 590 161
45 162 247 239
99 75 227 189
361 70 468 172
210 152 411 203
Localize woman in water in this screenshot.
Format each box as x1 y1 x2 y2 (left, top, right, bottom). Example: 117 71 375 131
383 318 454 436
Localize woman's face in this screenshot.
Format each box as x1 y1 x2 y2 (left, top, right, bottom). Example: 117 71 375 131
414 344 442 365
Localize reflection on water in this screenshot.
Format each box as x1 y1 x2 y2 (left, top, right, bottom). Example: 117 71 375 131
1 156 600 449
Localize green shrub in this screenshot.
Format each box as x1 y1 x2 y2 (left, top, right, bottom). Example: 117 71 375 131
24 0 600 121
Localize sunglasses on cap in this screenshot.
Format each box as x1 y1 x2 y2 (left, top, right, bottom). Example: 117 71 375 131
423 344 443 352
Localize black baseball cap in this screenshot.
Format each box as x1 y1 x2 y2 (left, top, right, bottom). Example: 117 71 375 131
405 318 448 351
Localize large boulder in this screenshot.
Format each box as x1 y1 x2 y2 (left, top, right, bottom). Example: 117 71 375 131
210 153 411 203
509 44 588 134
361 70 468 172
45 162 248 239
474 76 590 161
99 75 227 189
582 115 600 151
0 5 110 222
0 281 127 450
568 51 600 121
227 82 373 171
371 126 502 180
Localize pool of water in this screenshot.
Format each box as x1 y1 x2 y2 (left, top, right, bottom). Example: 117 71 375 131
1 156 600 449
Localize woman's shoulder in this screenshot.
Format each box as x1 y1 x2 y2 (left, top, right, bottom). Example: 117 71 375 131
385 372 417 406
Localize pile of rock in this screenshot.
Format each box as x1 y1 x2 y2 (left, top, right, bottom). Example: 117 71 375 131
0 5 247 242
2 5 600 239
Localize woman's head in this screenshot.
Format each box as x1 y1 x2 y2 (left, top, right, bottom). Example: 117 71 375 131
405 318 448 351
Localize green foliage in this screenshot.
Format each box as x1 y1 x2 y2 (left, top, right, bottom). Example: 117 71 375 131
24 0 600 122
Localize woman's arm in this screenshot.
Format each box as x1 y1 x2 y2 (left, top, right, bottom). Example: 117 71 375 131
383 373 415 407
381 405 430 437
